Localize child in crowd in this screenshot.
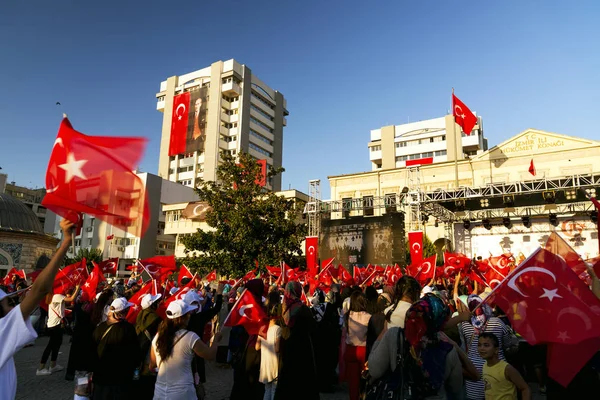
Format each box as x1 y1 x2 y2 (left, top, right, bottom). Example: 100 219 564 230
478 332 531 400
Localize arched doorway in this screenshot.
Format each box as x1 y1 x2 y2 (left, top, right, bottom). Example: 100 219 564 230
0 248 14 279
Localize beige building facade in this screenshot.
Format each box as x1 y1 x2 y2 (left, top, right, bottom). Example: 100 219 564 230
328 129 600 259
156 59 288 192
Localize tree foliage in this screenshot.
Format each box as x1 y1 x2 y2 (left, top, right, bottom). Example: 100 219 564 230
405 234 438 265
181 151 307 278
66 248 103 270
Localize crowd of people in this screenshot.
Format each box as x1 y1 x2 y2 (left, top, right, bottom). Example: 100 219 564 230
2 219 600 400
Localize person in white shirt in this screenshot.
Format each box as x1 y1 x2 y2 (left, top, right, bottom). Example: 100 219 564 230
0 218 75 399
383 276 421 328
256 291 282 400
36 283 80 375
150 300 222 400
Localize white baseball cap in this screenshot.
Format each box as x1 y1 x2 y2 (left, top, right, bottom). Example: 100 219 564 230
183 290 204 306
166 299 198 319
110 297 134 313
141 293 162 310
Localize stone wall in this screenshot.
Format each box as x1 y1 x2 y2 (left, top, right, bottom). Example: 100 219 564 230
0 231 59 273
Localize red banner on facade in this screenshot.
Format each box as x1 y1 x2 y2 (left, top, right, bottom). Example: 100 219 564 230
405 157 433 167
305 236 319 277
169 92 190 156
408 231 424 266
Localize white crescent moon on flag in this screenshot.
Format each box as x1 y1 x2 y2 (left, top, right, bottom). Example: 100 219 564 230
421 261 432 275
454 105 463 117
176 103 186 119
47 138 65 194
507 266 557 297
444 266 455 275
490 279 502 288
308 246 315 255
412 243 421 252
239 304 254 319
557 307 592 330
193 204 207 216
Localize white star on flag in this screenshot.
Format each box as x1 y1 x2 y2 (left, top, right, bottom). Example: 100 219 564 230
539 287 562 302
84 282 91 288
557 331 570 342
58 153 88 183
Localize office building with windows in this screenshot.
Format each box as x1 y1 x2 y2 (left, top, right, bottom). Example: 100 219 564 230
368 115 487 170
156 59 288 191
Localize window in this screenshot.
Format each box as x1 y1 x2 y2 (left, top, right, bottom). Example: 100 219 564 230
396 155 408 162
249 142 272 158
249 129 273 146
75 239 81 247
342 198 352 218
251 92 275 110
178 179 192 186
157 96 165 102
430 137 434 143
178 166 193 173
434 150 447 156
385 193 397 213
370 145 381 152
422 152 433 158
250 116 274 133
87 239 92 246
250 103 274 121
363 196 374 216
409 154 420 160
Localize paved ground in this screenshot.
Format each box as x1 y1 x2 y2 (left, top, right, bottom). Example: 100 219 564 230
15 335 544 400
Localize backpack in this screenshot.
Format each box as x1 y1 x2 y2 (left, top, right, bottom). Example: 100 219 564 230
364 329 437 400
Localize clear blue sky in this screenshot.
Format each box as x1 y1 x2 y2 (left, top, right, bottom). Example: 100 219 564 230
1 1 599 197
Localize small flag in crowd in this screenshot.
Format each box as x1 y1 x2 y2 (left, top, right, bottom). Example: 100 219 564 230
224 289 268 338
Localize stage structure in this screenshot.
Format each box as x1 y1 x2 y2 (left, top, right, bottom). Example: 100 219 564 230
305 172 600 260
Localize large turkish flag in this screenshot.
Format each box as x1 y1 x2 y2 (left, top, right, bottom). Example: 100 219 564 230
408 231 423 267
305 236 319 278
169 92 190 156
42 117 149 237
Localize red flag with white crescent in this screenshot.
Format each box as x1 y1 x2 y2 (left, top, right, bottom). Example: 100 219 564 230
98 258 119 275
223 289 268 338
414 254 436 284
408 231 424 267
452 93 478 135
305 236 319 278
169 92 190 156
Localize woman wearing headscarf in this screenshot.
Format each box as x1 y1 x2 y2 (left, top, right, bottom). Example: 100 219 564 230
377 285 395 313
274 281 319 400
368 294 469 399
230 279 266 400
458 294 511 400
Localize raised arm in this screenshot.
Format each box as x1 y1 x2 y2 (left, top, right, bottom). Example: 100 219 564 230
192 331 222 360
20 219 74 318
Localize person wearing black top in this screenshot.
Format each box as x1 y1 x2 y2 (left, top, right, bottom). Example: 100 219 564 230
134 293 163 400
92 297 141 400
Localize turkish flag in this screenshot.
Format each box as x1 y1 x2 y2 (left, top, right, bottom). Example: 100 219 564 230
529 159 536 176
42 117 149 237
82 262 106 301
275 263 289 286
139 255 177 281
443 252 471 277
2 268 26 286
333 264 353 285
266 265 281 277
204 270 217 282
98 258 118 275
547 337 600 387
408 231 424 267
483 265 506 288
125 280 153 323
545 232 588 276
414 255 436 284
53 259 88 294
223 288 268 338
243 270 256 282
452 94 478 135
485 248 600 346
488 255 512 276
169 92 190 156
177 265 194 285
305 236 319 278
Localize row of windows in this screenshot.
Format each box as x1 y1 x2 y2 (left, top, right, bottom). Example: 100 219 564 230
250 103 274 121
156 241 176 250
251 92 275 110
222 77 241 85
222 135 237 143
395 150 447 162
224 149 237 156
223 95 239 102
396 135 446 147
250 116 273 133
221 121 238 129
178 179 192 186
249 129 273 146
249 142 272 158
222 107 238 115
370 145 382 152
167 211 182 222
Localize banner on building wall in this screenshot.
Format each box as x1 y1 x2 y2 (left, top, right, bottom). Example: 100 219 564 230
256 159 267 187
182 202 212 221
408 231 424 266
169 87 209 156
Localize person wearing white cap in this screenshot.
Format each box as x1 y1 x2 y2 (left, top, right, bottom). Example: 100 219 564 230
91 297 142 399
0 218 75 400
150 299 222 399
134 293 163 399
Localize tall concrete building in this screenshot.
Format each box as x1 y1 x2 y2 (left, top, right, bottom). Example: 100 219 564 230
156 59 288 191
368 115 487 170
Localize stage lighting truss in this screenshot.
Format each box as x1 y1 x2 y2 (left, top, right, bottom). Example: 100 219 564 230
502 217 512 229
543 191 556 204
586 188 597 198
503 195 515 207
521 216 532 228
482 219 492 230
480 199 490 208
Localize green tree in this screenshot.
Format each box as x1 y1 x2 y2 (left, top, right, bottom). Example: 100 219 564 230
66 248 103 270
181 151 307 278
405 234 438 265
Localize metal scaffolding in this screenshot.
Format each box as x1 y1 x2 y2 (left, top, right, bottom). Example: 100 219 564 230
307 179 321 238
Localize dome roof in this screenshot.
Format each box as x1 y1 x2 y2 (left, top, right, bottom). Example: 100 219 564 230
0 193 44 233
